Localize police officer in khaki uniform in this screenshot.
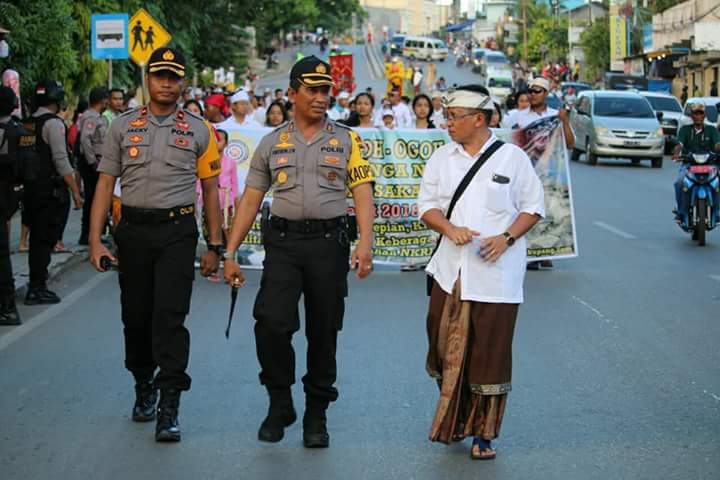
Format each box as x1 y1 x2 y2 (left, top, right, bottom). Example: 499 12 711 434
223 56 376 448
89 48 224 443
78 87 109 245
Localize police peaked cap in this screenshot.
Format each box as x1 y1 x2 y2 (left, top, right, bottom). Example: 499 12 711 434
147 47 186 78
290 56 335 88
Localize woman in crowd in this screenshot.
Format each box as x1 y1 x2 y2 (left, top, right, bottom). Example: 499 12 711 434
183 99 204 117
489 102 502 128
342 92 375 128
265 100 288 127
501 90 529 128
412 94 435 129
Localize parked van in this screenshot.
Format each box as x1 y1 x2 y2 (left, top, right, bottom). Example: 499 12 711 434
402 36 448 62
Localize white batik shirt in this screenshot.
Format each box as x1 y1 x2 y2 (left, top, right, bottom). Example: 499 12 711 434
418 134 545 303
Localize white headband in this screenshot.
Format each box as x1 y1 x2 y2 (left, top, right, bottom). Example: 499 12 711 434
441 89 495 111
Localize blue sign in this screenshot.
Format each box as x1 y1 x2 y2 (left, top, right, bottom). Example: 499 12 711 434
91 14 129 60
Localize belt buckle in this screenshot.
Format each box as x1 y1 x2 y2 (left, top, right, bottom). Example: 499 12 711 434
303 220 311 233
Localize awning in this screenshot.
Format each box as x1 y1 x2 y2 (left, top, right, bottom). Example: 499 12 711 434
446 20 475 32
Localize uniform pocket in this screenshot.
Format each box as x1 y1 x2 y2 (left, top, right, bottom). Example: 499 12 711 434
317 155 347 191
270 154 297 191
166 138 196 171
121 136 150 168
484 180 512 213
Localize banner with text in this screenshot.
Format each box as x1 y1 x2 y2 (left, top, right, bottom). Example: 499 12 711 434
219 120 578 268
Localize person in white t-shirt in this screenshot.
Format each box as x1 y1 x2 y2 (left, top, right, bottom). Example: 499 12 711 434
388 87 413 128
419 84 544 461
217 90 261 130
327 91 350 121
430 91 447 129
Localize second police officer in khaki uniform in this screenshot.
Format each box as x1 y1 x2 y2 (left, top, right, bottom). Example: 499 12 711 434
89 48 224 443
223 56 376 448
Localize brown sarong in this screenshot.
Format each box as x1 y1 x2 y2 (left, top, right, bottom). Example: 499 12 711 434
426 279 518 444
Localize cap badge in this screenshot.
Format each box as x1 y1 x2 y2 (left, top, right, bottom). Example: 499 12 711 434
277 171 288 185
128 146 140 158
162 50 175 61
315 64 327 74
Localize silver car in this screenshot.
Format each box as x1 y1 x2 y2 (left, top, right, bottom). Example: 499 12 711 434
570 91 665 168
640 92 683 154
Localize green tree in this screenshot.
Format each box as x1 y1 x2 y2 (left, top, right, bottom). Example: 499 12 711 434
579 17 610 83
517 0 569 67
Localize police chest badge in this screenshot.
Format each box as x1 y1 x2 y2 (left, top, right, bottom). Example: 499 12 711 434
174 137 190 147
128 146 140 158
129 135 143 144
277 171 288 185
328 138 339 146
129 118 147 128
175 121 190 131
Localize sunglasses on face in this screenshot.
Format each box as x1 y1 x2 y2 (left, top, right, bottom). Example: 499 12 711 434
529 88 546 94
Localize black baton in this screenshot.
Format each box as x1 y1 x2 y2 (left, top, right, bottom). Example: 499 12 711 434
225 285 239 339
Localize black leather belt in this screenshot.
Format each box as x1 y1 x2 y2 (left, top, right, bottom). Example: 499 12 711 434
269 215 348 234
122 204 195 224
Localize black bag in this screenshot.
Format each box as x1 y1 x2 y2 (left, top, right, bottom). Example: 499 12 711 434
425 140 504 296
0 118 33 219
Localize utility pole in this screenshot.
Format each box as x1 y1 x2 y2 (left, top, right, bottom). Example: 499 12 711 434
522 0 528 62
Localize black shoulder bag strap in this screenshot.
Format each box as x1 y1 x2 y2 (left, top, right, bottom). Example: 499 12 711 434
425 140 504 296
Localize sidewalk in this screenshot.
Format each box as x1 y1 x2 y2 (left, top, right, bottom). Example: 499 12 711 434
8 207 89 298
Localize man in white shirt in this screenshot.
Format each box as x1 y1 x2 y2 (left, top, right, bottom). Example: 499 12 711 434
418 84 544 460
509 76 573 270
388 87 413 128
217 90 261 130
327 91 350 121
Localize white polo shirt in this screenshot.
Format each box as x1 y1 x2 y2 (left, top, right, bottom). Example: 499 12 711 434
217 115 262 130
418 134 545 303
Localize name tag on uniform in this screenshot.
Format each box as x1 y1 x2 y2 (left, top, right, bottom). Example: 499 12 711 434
492 174 510 184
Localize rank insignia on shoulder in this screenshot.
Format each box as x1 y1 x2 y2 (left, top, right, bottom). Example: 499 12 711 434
176 109 185 121
128 146 140 158
129 118 147 128
277 170 288 184
174 137 190 147
129 135 143 144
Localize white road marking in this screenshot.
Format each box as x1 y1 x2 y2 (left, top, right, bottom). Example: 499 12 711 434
0 273 111 353
572 296 613 324
703 390 720 402
593 221 637 240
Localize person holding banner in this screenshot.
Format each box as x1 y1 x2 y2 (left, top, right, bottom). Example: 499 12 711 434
222 55 375 449
419 84 545 460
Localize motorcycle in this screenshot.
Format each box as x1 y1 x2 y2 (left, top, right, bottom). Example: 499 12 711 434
455 53 468 68
677 151 720 246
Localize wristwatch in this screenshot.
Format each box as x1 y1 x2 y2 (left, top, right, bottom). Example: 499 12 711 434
207 244 224 256
222 250 236 262
502 232 516 246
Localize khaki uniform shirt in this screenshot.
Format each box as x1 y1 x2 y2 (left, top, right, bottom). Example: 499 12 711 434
79 109 108 166
98 105 220 209
245 119 374 220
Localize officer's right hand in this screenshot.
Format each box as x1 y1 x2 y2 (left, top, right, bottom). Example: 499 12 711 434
72 191 83 210
445 225 480 246
89 241 116 272
223 260 246 288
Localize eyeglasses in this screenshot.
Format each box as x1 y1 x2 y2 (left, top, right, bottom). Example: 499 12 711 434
528 88 546 94
444 111 478 122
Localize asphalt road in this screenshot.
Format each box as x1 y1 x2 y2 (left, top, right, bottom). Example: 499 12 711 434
1 46 719 480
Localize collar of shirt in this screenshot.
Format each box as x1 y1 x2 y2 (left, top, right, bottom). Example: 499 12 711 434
288 118 335 146
448 131 499 160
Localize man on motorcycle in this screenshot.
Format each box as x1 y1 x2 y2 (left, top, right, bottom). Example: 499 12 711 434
672 102 720 222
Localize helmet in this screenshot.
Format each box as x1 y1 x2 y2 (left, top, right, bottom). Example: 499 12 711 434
33 79 65 107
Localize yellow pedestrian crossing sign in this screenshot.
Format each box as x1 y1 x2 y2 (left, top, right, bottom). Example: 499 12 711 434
128 8 171 66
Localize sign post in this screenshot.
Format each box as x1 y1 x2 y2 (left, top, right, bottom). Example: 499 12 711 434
91 13 129 89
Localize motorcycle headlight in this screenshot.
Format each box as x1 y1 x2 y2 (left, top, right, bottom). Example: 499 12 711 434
694 153 709 164
473 59 479 65
595 126 611 137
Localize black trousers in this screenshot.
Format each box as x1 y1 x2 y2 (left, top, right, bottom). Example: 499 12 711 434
23 185 68 289
0 217 13 297
114 214 198 391
78 162 98 241
253 226 350 405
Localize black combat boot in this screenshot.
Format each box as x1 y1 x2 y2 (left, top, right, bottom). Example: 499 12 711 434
258 388 296 443
24 287 60 305
303 400 330 448
132 380 158 422
0 295 21 325
155 389 181 442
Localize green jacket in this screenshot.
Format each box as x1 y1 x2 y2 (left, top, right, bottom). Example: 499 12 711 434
676 124 720 153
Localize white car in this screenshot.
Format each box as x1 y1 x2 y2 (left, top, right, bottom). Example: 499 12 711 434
401 36 448 61
640 92 683 153
678 97 720 129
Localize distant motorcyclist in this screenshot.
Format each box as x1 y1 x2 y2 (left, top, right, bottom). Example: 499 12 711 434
672 102 720 222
